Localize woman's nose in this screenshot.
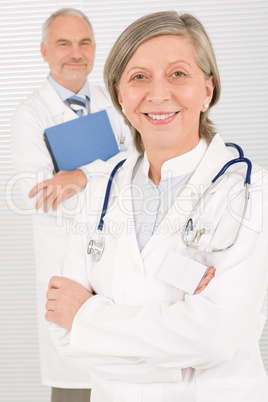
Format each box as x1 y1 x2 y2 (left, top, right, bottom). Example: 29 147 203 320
146 79 171 104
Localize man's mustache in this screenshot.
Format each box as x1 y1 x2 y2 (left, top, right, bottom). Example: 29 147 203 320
63 59 87 65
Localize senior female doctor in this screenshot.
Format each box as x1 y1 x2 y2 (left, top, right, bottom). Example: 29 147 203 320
46 11 268 402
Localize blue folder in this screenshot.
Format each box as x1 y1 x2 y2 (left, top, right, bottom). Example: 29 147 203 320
44 110 119 172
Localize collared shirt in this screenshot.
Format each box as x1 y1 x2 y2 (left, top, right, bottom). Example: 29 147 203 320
131 139 208 251
47 74 91 113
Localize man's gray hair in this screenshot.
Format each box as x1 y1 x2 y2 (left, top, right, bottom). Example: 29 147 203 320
42 8 94 44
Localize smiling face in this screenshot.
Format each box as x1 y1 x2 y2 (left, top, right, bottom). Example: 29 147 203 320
117 35 214 161
41 15 96 93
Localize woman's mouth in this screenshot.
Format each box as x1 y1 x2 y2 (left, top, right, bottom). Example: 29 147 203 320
145 112 179 124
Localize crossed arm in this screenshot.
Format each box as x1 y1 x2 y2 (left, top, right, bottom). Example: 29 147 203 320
45 267 216 331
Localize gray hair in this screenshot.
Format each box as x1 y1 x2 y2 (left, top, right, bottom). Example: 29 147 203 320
104 11 221 153
42 8 94 44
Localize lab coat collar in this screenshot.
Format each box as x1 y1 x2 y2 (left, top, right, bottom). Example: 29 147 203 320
182 134 234 196
40 78 78 121
142 138 208 182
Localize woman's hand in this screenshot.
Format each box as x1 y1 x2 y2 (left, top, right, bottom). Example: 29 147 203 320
45 276 93 331
194 267 216 295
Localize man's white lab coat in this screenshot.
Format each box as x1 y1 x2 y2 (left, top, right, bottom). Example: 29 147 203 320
11 77 133 388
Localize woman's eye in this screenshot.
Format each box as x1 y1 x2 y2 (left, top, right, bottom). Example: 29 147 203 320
173 71 185 77
132 74 145 80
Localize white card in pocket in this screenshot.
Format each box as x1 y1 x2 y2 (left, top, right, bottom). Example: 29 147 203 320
156 251 209 295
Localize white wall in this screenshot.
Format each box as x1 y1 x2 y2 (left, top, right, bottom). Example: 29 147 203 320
1 0 268 400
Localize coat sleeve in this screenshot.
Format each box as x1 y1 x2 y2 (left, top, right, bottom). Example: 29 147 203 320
10 101 55 211
50 324 182 383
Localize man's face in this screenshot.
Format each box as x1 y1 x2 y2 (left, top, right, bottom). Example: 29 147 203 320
41 15 96 93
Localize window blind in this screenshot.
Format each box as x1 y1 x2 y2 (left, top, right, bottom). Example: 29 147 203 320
1 0 267 400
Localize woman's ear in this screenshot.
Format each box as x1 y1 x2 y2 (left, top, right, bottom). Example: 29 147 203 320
205 74 215 103
201 74 214 112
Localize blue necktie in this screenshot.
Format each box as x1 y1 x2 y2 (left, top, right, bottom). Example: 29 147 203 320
68 95 88 117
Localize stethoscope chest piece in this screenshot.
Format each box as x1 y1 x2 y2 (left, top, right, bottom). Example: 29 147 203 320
87 235 105 261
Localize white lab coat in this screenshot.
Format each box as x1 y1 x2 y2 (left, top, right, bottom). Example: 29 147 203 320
10 78 133 388
51 134 268 401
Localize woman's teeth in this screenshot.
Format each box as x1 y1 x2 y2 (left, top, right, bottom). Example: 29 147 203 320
147 112 177 120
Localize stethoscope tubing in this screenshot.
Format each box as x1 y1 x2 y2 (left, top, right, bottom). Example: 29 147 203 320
212 157 252 185
97 158 126 231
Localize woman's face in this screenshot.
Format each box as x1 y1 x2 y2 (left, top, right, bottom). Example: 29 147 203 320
117 35 214 157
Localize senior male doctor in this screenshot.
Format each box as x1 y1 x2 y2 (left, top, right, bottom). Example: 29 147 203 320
11 8 133 402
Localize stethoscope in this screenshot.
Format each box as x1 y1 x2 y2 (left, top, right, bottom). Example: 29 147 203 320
182 142 252 252
87 158 126 261
88 143 252 261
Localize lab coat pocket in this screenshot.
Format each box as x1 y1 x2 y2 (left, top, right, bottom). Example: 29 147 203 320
156 251 208 294
196 376 268 402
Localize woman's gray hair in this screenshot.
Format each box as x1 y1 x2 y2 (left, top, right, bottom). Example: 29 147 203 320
42 8 94 44
104 11 221 153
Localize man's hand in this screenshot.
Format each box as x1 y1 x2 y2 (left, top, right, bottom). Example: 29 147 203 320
194 267 216 295
45 276 93 331
29 169 88 212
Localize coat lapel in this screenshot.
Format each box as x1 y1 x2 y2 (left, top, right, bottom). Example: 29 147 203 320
101 154 144 267
40 78 79 122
